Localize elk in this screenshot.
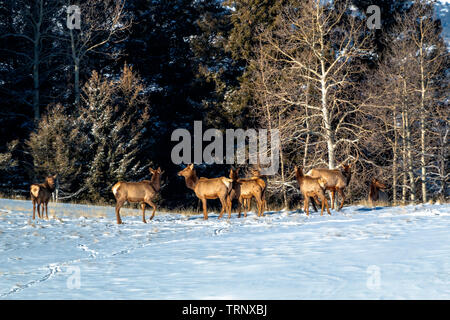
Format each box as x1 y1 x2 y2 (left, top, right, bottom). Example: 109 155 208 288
30 175 57 220
306 163 353 211
112 167 163 224
368 178 388 207
228 168 264 218
178 164 233 220
295 166 330 216
242 168 267 214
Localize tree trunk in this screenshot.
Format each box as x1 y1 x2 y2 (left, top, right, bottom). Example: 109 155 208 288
70 29 80 107
278 112 288 209
33 36 40 120
392 108 399 206
32 0 43 120
321 77 335 169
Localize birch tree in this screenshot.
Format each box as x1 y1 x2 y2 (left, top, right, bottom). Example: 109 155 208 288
65 0 131 107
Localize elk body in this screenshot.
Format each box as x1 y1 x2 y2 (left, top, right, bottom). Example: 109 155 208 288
368 178 388 207
306 164 353 211
228 168 264 218
295 166 330 216
243 168 267 214
178 164 233 220
30 175 57 220
112 167 163 224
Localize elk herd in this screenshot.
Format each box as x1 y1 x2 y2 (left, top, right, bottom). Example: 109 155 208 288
30 161 389 224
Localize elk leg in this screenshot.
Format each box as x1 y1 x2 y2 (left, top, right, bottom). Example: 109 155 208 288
320 194 331 215
305 196 309 216
218 196 227 219
37 203 41 219
227 196 232 219
145 199 157 221
237 198 242 218
242 197 248 218
314 195 321 215
256 193 263 217
115 200 124 224
45 202 49 219
140 202 147 223
310 196 318 212
257 199 262 217
337 189 345 211
330 190 336 210
201 198 208 220
32 200 36 220
259 198 264 217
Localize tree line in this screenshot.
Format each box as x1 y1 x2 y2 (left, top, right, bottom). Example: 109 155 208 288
0 0 448 209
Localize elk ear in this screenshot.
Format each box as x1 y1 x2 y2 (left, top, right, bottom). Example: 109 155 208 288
149 167 155 173
188 164 194 169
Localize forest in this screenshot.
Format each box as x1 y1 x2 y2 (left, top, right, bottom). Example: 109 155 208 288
0 0 448 210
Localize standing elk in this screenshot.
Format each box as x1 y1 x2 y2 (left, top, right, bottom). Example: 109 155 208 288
30 175 57 220
178 164 233 220
294 166 331 216
306 162 354 211
112 167 163 224
368 178 388 207
228 168 264 218
242 168 267 214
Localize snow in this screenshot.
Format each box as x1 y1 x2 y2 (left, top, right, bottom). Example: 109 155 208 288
0 198 449 299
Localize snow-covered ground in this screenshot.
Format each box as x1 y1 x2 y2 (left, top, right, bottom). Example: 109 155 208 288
0 198 449 299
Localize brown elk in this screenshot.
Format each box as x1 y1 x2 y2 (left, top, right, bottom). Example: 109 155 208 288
306 163 353 211
228 168 264 218
30 175 57 220
294 166 331 216
368 178 388 207
112 167 163 224
178 164 233 220
242 168 267 214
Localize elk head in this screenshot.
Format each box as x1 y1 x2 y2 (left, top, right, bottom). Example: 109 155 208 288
229 168 240 181
149 167 163 176
45 175 57 189
372 178 387 190
177 163 195 178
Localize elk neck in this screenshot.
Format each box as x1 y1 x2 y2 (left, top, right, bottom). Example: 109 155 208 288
44 180 56 192
150 173 161 192
343 168 352 186
183 171 198 190
369 182 379 201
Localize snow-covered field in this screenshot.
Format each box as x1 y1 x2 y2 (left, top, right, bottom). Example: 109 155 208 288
0 198 449 300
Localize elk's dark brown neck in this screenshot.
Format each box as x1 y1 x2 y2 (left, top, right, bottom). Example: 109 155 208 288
184 172 198 190
150 174 161 192
295 169 304 182
369 183 379 201
343 169 352 186
44 181 56 192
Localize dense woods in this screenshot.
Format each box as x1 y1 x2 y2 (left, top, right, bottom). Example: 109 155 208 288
0 0 448 209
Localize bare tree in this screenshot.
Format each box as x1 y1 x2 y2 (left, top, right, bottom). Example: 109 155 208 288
65 0 131 107
246 0 374 207
0 0 64 120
